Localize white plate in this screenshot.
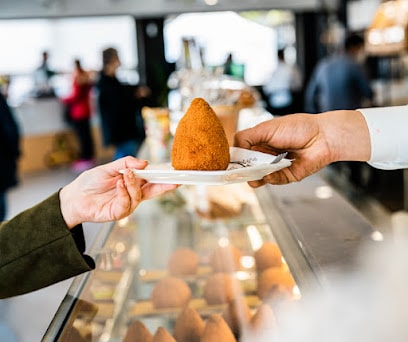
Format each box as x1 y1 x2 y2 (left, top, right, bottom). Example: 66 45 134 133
124 147 292 185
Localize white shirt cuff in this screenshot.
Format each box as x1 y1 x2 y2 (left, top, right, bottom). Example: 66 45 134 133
358 105 408 170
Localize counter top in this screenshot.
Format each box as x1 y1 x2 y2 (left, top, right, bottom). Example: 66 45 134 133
13 97 67 136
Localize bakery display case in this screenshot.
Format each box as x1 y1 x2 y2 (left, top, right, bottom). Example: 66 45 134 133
43 169 376 341
42 100 376 341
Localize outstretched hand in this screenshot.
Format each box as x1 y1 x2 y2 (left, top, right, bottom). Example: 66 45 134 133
234 111 371 186
60 156 178 228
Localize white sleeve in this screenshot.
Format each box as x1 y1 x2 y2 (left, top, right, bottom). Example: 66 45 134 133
358 105 408 170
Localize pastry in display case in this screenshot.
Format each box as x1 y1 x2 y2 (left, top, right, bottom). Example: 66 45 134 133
50 180 300 342
173 307 204 342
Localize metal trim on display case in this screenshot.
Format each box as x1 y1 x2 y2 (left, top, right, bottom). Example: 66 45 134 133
254 185 321 293
42 221 115 341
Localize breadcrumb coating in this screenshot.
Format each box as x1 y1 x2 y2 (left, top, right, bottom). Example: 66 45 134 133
171 97 230 171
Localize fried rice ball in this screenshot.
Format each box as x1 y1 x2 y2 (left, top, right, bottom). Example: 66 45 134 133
171 97 230 171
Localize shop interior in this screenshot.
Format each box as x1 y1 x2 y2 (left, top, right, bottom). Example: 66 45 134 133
1 0 408 341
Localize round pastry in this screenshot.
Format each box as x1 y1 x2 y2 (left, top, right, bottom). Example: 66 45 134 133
201 314 237 342
209 245 242 273
257 266 295 300
171 97 230 171
254 242 283 273
173 306 205 342
151 276 191 309
167 247 200 276
203 273 242 305
123 320 153 342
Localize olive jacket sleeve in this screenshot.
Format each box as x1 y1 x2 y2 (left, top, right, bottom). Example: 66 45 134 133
0 191 95 299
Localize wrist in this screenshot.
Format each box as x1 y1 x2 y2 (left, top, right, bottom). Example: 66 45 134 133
59 185 81 229
318 110 371 163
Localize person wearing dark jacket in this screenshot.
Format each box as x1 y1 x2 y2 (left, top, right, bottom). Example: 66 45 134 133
0 156 178 298
0 92 20 221
96 47 150 160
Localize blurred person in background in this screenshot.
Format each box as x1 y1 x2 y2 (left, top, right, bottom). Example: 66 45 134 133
305 33 373 113
0 89 20 221
62 58 96 173
96 47 149 160
304 33 374 187
33 50 57 98
262 47 303 116
223 52 234 76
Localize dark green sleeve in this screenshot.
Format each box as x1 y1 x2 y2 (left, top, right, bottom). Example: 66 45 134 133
0 191 95 299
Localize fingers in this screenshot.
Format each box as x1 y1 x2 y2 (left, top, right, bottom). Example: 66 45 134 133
121 169 144 210
249 167 300 186
247 179 266 188
116 158 178 211
142 183 179 200
234 129 252 149
107 156 149 174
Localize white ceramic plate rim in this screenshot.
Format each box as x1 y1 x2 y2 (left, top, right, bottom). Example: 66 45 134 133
123 147 292 185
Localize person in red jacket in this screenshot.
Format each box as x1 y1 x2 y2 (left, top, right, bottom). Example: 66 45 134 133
62 58 95 172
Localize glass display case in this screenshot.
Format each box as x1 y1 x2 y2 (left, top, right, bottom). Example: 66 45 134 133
43 170 376 341
43 103 377 341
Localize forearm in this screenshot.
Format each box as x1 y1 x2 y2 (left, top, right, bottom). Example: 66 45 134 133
317 110 371 163
0 192 94 298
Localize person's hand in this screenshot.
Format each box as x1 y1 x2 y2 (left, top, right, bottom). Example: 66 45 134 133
59 156 178 228
234 110 371 186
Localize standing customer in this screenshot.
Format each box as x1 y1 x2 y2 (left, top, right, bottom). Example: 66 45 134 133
62 58 95 172
304 33 374 187
33 50 57 98
0 92 20 221
305 33 373 113
96 47 149 160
